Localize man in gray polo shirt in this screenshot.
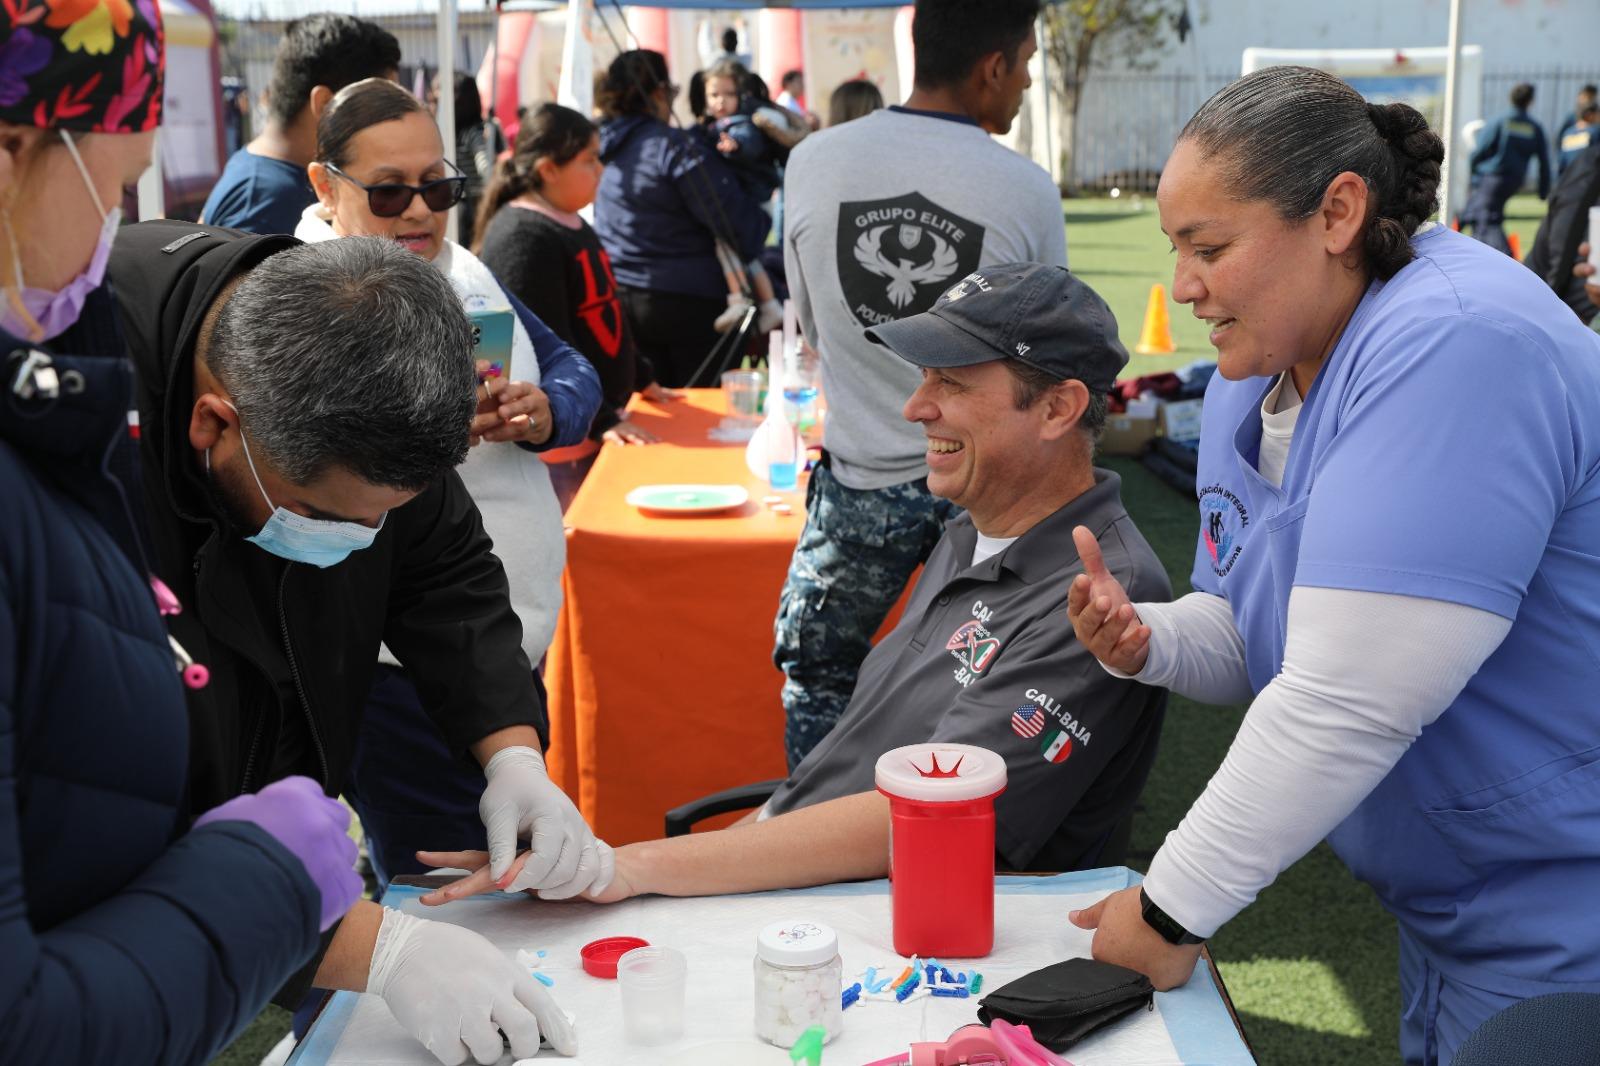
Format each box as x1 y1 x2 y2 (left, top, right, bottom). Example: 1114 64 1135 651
420 266 1169 901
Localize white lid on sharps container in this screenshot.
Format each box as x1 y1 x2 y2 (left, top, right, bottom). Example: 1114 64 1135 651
757 919 840 967
874 743 1007 803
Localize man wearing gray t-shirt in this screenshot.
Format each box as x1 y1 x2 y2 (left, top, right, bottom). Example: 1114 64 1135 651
776 0 1069 768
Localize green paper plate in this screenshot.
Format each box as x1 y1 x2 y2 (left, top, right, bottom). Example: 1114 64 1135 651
625 483 751 515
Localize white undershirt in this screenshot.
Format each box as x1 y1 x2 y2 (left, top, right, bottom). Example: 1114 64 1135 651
1102 386 1513 938
972 532 1018 567
1257 372 1302 488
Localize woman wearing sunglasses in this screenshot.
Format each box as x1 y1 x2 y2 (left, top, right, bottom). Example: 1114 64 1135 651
296 78 603 897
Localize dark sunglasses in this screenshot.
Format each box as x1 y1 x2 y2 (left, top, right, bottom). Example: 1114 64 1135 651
325 161 467 218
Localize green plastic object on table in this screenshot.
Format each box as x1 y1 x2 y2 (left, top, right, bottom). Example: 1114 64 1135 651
624 484 750 515
789 1025 826 1066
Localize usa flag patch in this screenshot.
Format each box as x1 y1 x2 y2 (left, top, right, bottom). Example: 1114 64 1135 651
1011 704 1045 738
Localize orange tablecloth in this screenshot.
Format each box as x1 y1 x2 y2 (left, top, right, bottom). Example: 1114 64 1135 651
543 389 806 845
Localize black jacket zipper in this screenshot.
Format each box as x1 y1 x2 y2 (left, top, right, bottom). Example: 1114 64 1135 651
194 545 268 797
278 564 330 788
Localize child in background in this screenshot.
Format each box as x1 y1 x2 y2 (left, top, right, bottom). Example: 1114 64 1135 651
699 59 808 332
474 104 678 484
828 78 886 127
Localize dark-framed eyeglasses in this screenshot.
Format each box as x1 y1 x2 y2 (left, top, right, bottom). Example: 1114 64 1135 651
325 160 467 218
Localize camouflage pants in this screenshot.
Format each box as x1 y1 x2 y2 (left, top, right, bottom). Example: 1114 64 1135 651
773 461 958 769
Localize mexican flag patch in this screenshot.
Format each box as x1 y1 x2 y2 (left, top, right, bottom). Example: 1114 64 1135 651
1040 728 1073 764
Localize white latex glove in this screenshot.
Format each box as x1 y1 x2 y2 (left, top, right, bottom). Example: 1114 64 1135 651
537 839 617 902
479 746 611 896
367 908 577 1064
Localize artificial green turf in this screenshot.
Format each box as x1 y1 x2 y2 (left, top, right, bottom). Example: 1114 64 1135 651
210 193 1553 1065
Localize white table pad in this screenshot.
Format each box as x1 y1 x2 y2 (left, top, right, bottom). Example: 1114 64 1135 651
289 867 1253 1066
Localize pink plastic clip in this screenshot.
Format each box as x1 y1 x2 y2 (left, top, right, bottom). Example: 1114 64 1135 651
150 576 181 616
168 635 210 690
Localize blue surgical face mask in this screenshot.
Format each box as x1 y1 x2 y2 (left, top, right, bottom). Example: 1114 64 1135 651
212 400 385 568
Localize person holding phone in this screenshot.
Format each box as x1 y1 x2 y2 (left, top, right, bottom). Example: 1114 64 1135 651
295 78 602 895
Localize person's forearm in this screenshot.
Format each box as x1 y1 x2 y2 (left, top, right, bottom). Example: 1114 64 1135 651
471 724 543 765
1136 592 1254 703
625 792 890 898
311 899 384 992
1143 586 1510 937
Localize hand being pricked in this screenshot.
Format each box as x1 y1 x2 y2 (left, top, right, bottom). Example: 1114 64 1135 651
416 847 632 906
1067 525 1152 675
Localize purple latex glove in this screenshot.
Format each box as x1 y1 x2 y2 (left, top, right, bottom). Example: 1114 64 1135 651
193 776 362 930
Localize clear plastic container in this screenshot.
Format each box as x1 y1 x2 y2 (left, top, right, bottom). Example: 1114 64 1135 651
619 946 687 1045
753 919 843 1048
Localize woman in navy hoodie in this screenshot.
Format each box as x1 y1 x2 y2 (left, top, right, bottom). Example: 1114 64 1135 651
0 9 361 1063
594 50 772 387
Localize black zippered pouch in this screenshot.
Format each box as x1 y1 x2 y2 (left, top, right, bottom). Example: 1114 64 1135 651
976 958 1156 1050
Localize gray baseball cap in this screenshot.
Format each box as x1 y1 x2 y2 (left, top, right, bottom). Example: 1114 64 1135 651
865 262 1128 392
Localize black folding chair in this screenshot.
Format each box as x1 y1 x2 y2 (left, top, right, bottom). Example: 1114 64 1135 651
664 778 786 837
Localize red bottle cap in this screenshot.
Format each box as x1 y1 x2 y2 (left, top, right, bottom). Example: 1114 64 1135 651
580 936 650 979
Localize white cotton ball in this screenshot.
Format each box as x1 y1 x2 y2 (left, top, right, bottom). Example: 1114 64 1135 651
780 981 808 1010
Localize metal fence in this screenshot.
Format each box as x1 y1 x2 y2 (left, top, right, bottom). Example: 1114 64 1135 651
1482 67 1596 145
213 13 1593 198
1066 65 1596 193
1065 70 1235 193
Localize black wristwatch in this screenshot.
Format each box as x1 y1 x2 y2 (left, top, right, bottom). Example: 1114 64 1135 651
1139 886 1206 945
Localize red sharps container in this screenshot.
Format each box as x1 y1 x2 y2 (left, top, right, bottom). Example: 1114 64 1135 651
875 743 1007 958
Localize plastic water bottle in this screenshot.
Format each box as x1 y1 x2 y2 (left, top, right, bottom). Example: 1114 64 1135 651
758 316 805 491
782 340 820 436
767 418 800 490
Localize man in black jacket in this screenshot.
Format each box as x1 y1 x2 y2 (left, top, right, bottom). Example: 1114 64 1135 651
1525 138 1600 325
108 222 592 1063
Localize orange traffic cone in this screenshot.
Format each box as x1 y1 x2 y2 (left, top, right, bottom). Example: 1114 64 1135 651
1507 232 1522 261
1135 284 1176 355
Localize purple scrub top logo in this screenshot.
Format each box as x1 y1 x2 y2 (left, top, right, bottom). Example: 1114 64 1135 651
1198 484 1249 577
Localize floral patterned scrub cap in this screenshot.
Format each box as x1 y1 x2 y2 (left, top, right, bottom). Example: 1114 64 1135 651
0 0 165 132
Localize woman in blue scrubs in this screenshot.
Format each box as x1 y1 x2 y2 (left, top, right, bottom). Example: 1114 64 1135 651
1065 65 1600 1065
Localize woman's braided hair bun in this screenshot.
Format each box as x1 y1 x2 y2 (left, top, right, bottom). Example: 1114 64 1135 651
1363 101 1444 279
1182 67 1446 281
